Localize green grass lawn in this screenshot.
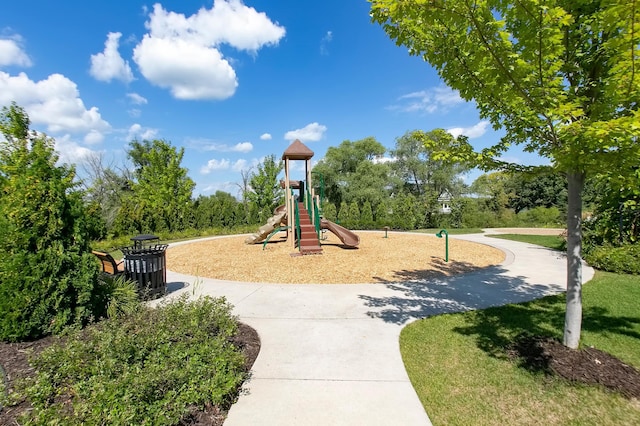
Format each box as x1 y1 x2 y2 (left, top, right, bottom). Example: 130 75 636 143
401 236 640 425
487 233 566 251
415 228 484 235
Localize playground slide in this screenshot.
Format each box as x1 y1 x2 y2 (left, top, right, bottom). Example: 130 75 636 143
244 206 287 244
320 219 360 248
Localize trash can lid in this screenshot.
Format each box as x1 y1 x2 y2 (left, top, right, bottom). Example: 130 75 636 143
131 234 160 241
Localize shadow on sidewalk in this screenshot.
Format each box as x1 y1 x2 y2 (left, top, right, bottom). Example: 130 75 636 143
359 265 565 325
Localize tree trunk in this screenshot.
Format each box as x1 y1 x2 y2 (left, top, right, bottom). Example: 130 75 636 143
563 171 585 349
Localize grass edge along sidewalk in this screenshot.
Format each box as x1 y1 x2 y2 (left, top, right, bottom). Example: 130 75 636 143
400 234 640 425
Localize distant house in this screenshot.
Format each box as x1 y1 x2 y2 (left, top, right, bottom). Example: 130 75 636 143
438 190 452 214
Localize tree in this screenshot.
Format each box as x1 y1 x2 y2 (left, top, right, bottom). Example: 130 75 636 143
81 152 132 236
312 137 394 208
371 0 640 348
337 201 350 226
322 202 338 221
391 129 469 198
391 193 419 230
347 202 361 229
360 201 375 229
374 199 391 228
248 155 283 223
0 104 99 341
193 191 240 230
391 129 471 228
504 167 568 214
236 167 253 222
470 172 512 215
583 167 640 247
123 139 195 233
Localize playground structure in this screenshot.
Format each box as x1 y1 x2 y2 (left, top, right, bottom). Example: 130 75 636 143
244 139 360 254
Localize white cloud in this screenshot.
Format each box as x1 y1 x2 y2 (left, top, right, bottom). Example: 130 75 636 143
260 133 272 140
201 158 231 174
126 92 148 104
55 134 101 166
231 157 261 172
233 142 253 152
447 120 490 139
372 156 396 164
284 122 327 142
0 36 32 67
320 30 333 55
133 1 285 100
197 180 238 196
200 140 253 152
232 158 248 171
128 108 141 118
0 71 111 138
390 86 464 113
90 32 134 83
84 129 104 145
127 123 158 140
134 36 237 100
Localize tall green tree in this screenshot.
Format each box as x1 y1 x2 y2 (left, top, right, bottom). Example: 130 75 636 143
391 129 469 198
248 154 283 223
122 139 195 233
392 129 469 226
391 193 419 230
371 0 640 348
0 104 99 341
360 201 375 229
82 153 131 236
584 167 640 247
470 172 512 215
504 167 568 214
312 137 393 208
193 191 240 229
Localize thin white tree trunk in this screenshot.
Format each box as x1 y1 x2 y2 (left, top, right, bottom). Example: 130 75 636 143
563 171 585 349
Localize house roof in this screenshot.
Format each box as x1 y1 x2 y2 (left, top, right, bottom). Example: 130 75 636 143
282 139 314 160
437 190 453 201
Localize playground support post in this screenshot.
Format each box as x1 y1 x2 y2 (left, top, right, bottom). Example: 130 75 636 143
436 229 449 262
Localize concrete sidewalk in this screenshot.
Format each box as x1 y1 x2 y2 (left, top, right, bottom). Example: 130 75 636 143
163 233 594 426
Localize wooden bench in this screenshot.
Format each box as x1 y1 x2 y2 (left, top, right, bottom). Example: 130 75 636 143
91 250 125 275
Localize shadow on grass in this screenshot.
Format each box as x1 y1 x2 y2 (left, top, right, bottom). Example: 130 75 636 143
452 297 640 362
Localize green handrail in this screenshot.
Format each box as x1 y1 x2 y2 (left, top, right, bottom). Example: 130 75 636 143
312 195 321 238
305 188 312 213
292 190 301 251
262 226 290 250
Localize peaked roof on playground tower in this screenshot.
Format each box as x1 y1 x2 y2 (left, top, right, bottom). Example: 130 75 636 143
282 139 314 160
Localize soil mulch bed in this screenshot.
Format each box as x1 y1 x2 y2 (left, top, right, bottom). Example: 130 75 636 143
510 335 640 399
167 231 506 284
0 323 260 426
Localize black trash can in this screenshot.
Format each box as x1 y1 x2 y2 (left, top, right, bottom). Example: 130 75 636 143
121 244 168 299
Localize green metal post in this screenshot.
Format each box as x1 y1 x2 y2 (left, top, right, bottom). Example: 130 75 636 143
436 229 449 262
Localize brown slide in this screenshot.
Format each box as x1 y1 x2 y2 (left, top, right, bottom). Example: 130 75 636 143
320 219 360 248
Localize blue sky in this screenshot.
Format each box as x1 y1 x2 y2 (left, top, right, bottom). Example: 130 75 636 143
0 0 548 197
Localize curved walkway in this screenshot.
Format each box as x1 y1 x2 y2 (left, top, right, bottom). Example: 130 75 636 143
162 233 594 426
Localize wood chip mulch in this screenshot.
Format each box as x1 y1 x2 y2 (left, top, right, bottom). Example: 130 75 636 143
510 335 640 399
167 231 506 284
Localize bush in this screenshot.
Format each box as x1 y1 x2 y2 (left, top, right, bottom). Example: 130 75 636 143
359 201 374 229
321 202 337 221
584 244 640 275
516 206 563 227
0 105 100 342
10 296 247 425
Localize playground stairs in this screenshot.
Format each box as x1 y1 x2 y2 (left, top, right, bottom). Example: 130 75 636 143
297 202 323 255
